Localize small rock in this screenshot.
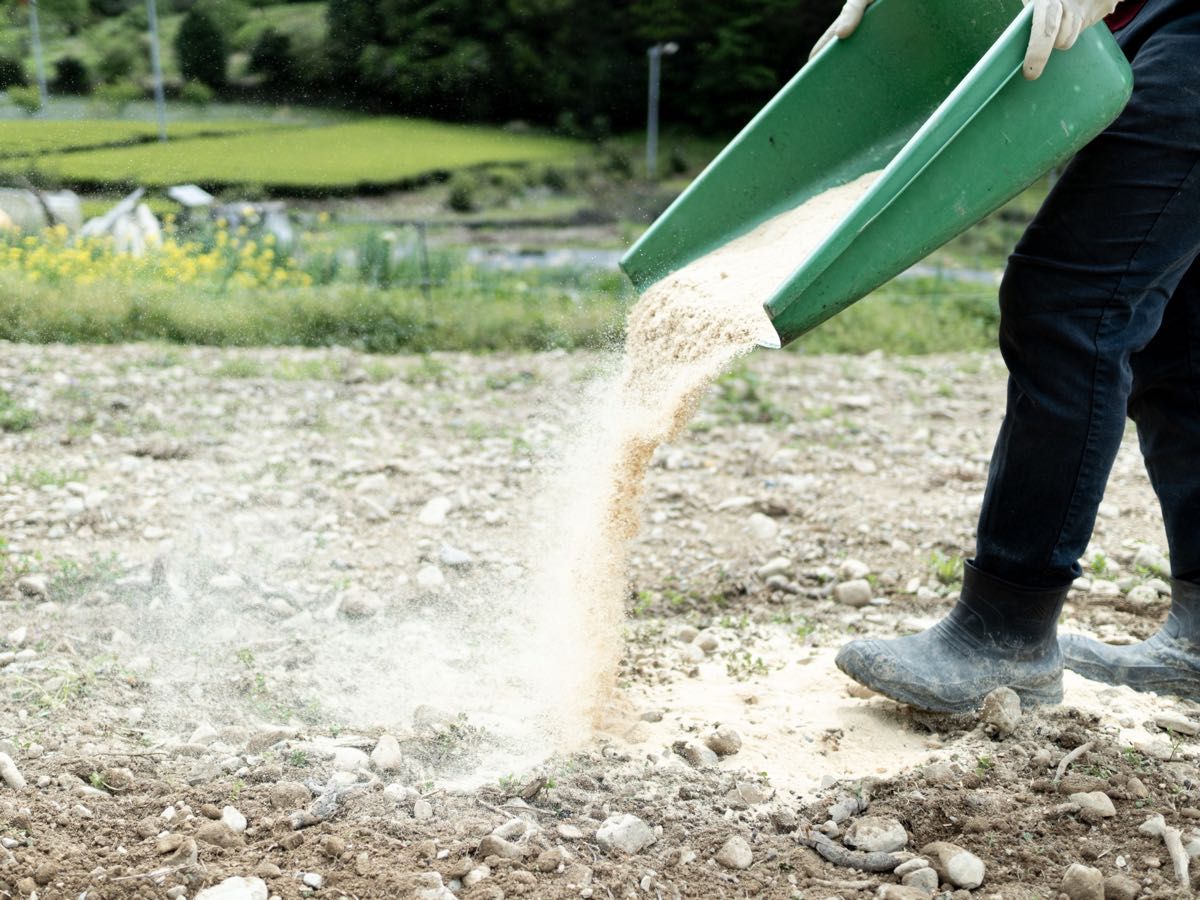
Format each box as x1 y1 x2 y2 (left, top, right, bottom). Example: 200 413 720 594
893 858 931 877
877 887 930 900
371 734 404 771
757 556 792 578
979 687 1021 738
705 724 742 757
838 558 871 580
302 872 323 889
714 835 753 870
536 847 571 872
255 862 282 878
478 834 524 860
596 814 655 854
1069 791 1116 821
900 866 940 893
0 753 26 790
463 864 490 887
438 544 474 567
269 781 310 809
556 823 583 840
416 565 445 591
922 841 985 889
15 575 48 598
1155 712 1199 736
196 821 243 848
1061 863 1104 900
747 513 778 541
673 739 718 768
195 876 268 900
1133 545 1170 577
331 747 369 772
844 816 908 853
414 799 433 821
320 835 345 858
221 805 247 834
834 579 873 607
418 497 452 525
338 589 383 618
696 631 719 654
1102 874 1140 900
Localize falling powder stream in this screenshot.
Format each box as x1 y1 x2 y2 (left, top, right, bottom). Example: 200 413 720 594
531 170 883 736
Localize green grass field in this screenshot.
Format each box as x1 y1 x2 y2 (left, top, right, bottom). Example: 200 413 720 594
25 119 581 192
0 118 288 158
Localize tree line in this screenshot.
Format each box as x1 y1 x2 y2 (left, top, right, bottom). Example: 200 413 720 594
1 0 843 133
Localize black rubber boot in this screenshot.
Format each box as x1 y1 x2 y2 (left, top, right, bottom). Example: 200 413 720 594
1061 579 1200 698
835 562 1068 713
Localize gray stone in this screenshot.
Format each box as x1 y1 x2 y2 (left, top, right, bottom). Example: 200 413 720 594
838 558 871 580
714 835 753 870
1069 791 1116 821
268 781 310 809
747 513 778 541
834 579 873 607
843 816 908 853
596 814 655 854
1102 874 1140 900
371 734 404 771
478 834 524 860
704 725 742 757
893 858 931 877
0 753 26 790
922 841 985 889
756 556 792 578
1061 863 1104 900
194 877 268 900
220 806 247 834
900 866 939 892
673 739 719 768
979 687 1021 738
331 747 369 772
1155 713 1199 736
876 887 930 900
413 799 433 821
15 575 48 598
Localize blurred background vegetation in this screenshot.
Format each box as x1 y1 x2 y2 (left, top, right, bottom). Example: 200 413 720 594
0 0 1037 357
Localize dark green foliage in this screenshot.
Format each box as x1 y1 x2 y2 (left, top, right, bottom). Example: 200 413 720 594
248 27 294 84
96 43 138 83
324 0 843 133
0 57 26 91
176 8 228 88
52 57 91 95
88 0 138 15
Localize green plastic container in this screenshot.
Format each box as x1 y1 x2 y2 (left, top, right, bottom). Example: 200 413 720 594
619 0 1133 348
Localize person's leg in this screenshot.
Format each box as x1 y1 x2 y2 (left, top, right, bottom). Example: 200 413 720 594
837 2 1200 711
1061 258 1200 693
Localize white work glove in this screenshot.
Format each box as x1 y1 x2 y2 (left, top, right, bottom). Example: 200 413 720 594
809 0 872 60
809 0 1119 79
1022 0 1120 79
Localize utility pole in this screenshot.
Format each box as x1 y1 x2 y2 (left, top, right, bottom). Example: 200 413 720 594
645 41 678 180
28 0 49 113
146 0 168 140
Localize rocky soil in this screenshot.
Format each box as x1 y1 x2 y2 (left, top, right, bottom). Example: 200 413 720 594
2 341 1198 899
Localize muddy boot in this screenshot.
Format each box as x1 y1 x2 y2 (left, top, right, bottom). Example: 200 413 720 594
1061 579 1200 698
834 562 1068 713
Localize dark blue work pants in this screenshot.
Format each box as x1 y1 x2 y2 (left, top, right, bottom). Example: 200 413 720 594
974 0 1200 588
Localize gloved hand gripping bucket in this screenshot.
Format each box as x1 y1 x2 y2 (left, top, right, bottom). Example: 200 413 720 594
619 0 1133 348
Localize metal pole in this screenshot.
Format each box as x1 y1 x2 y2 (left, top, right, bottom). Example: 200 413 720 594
146 0 168 140
29 0 48 113
646 44 661 180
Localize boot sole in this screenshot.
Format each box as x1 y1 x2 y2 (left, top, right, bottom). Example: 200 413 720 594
855 676 1063 715
835 653 1063 714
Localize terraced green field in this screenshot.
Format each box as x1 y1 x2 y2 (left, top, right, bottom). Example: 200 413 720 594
0 119 287 158
26 118 581 192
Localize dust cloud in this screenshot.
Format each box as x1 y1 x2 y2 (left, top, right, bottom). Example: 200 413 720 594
125 172 880 783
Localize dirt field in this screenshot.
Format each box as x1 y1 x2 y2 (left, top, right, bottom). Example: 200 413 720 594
2 342 1198 899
